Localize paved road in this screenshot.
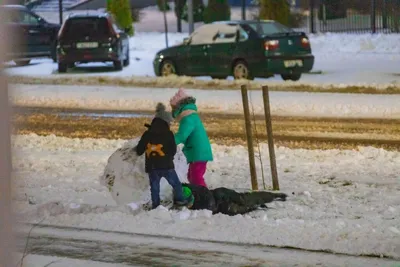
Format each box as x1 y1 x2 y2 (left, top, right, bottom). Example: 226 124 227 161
16 223 400 267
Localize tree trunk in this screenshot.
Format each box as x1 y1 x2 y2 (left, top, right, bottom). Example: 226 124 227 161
175 0 186 32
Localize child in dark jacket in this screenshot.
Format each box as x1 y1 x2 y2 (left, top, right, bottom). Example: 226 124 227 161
136 103 191 209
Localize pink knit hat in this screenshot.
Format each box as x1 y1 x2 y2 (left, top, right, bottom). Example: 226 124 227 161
170 88 190 107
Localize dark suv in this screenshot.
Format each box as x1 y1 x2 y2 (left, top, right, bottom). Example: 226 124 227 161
0 5 60 66
57 12 130 73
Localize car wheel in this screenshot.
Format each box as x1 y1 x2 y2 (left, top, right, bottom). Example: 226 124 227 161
233 60 253 80
211 76 227 80
114 60 123 71
160 60 177 77
281 73 302 81
123 49 130 67
14 59 31 66
58 62 67 73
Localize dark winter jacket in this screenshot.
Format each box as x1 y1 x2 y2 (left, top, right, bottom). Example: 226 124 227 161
182 183 217 213
182 184 287 216
136 118 177 173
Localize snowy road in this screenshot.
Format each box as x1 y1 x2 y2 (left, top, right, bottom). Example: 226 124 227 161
17 224 399 267
9 84 400 118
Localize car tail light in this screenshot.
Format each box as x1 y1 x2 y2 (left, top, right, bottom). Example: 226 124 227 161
107 18 118 38
264 40 279 51
301 37 310 48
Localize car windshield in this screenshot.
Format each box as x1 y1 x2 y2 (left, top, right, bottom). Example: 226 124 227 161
63 18 111 38
0 8 44 24
247 21 294 36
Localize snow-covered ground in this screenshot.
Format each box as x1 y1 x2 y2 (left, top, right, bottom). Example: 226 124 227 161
17 254 133 267
4 7 400 86
10 84 400 118
12 134 400 259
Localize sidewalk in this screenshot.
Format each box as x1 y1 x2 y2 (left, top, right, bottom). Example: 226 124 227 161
17 223 400 267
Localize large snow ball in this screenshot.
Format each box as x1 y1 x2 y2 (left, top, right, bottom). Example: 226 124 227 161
100 138 189 205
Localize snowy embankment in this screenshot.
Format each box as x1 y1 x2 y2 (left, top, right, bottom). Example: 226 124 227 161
16 254 130 267
10 84 400 118
5 30 400 87
12 134 400 259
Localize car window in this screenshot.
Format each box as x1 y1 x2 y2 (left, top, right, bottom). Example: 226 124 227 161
238 27 249 41
190 24 220 45
247 21 294 36
213 32 236 44
21 11 41 25
63 18 111 38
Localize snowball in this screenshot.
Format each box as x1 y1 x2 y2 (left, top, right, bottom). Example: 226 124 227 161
173 208 191 221
99 138 189 205
69 203 81 209
126 202 139 211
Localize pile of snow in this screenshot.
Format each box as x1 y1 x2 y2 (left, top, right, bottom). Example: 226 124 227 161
10 84 400 119
100 137 188 205
11 134 400 259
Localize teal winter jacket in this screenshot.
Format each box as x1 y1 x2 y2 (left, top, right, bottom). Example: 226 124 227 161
173 102 213 163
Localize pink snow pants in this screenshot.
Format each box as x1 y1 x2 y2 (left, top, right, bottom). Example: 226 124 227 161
187 161 208 188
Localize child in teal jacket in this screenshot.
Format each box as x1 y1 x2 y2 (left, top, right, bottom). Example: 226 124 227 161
170 88 213 188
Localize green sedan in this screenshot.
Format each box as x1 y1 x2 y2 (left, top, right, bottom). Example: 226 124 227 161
153 20 314 81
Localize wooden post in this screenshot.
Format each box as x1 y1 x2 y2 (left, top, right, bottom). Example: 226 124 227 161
262 85 279 191
309 0 315 33
241 0 246 20
187 0 194 34
371 0 376 33
163 0 169 47
59 0 63 25
241 85 258 191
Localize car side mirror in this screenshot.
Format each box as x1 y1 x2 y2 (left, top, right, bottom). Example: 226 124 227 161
212 33 218 41
183 37 190 45
38 17 47 25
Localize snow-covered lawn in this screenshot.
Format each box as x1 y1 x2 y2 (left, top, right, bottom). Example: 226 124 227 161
4 31 400 86
17 254 132 267
10 84 400 118
12 134 400 259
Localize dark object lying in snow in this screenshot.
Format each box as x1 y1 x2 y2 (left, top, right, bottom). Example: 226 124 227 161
182 183 287 216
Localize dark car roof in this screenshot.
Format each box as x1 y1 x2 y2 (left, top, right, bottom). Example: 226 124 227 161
0 4 30 10
67 12 110 19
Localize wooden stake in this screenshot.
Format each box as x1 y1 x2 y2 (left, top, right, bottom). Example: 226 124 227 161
262 85 279 191
241 85 258 190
